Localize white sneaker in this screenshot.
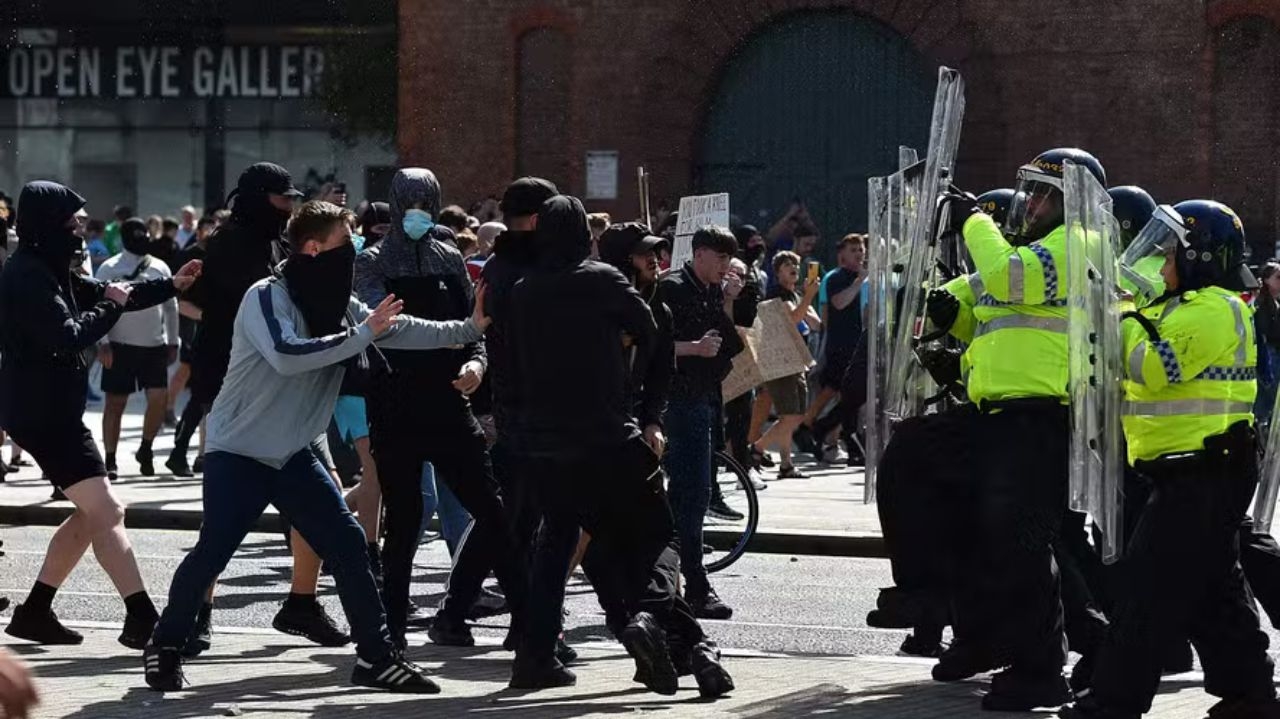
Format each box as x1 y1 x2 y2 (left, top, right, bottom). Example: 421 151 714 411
823 445 848 464
748 468 767 491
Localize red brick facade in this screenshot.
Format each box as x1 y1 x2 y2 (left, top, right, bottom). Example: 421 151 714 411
399 0 1280 252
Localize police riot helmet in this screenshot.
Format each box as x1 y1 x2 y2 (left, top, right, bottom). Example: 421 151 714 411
975 188 1015 227
1107 186 1157 250
1120 200 1257 297
1006 148 1106 244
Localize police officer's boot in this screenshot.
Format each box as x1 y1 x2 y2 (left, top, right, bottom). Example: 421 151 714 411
981 668 1071 712
932 640 997 682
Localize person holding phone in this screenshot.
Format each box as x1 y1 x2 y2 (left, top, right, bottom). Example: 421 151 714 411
753 251 820 480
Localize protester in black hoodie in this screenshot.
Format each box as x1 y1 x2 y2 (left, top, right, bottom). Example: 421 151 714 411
167 162 349 656
355 168 527 649
506 197 733 698
0 181 199 649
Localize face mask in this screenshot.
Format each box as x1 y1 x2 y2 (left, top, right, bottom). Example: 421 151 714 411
282 242 356 337
743 244 765 265
402 209 434 241
352 234 366 253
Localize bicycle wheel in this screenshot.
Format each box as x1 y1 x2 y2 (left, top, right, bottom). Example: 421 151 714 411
704 450 759 573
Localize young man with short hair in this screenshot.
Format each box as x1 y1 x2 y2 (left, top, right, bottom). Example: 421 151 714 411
143 200 489 693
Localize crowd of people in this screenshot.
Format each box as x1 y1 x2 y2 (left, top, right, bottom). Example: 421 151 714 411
0 138 1276 718
0 160 874 709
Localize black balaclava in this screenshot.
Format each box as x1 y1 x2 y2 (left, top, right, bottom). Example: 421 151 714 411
15 181 86 278
532 195 591 271
228 163 295 239
361 201 392 248
121 217 151 256
282 242 357 338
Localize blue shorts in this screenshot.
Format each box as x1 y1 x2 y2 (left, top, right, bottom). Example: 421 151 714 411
334 395 370 443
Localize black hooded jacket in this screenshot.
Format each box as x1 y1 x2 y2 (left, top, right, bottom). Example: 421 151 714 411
355 169 485 431
481 228 539 435
506 196 657 457
597 245 674 431
0 181 176 429
184 191 289 404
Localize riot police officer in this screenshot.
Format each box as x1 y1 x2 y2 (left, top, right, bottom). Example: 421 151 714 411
934 149 1107 711
1065 201 1278 719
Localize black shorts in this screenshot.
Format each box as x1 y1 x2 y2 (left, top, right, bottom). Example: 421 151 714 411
819 347 855 389
7 423 107 490
101 343 168 395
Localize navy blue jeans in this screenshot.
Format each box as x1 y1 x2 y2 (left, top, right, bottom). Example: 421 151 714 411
663 395 716 594
152 450 393 662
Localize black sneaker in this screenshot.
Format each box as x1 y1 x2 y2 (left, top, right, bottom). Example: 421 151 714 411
351 652 441 694
555 636 578 666
165 451 194 478
691 642 734 698
427 614 475 647
106 458 119 481
981 669 1071 711
706 497 745 521
899 633 945 658
272 599 351 647
5 604 83 645
192 455 205 473
865 608 913 629
119 610 158 650
143 645 186 692
136 448 155 477
509 660 577 690
620 612 678 696
931 641 998 682
1069 652 1095 696
1206 697 1280 719
467 587 508 620
689 588 734 620
182 605 213 658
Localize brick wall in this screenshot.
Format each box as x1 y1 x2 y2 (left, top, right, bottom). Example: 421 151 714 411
399 0 1279 250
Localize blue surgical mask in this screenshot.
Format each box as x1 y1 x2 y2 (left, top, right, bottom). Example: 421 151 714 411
402 209 434 241
352 234 366 253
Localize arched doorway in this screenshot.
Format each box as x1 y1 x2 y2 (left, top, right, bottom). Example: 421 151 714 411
696 11 935 254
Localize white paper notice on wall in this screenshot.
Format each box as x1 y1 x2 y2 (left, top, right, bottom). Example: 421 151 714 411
585 151 619 200
671 192 730 268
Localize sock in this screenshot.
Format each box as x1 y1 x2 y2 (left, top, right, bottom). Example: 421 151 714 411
25 581 57 613
286 592 317 607
139 438 153 453
105 452 116 467
124 591 158 620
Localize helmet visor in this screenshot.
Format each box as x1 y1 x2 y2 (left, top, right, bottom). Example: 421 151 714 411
1119 205 1182 306
1005 166 1063 243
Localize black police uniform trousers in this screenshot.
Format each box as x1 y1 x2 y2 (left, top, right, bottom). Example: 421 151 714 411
955 400 1069 676
876 404 978 635
1055 509 1109 658
518 437 700 667
369 403 527 644
1091 423 1275 714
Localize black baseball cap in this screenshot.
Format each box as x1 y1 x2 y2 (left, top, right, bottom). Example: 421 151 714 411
501 177 558 217
237 162 303 198
599 222 669 269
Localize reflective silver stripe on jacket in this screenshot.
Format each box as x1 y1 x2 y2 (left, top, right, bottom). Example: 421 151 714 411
968 273 985 299
1128 343 1148 385
1122 400 1253 417
1007 254 1025 303
1225 295 1248 367
974 315 1069 339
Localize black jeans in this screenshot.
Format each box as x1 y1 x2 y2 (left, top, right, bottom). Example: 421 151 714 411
1092 425 1275 714
370 412 526 643
1055 509 1109 657
956 401 1069 675
519 438 697 666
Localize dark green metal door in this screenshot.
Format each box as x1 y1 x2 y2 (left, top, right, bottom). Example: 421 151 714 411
697 11 934 254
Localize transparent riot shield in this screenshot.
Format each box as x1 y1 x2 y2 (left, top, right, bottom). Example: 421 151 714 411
1254 390 1280 533
884 66 966 423
864 158 926 503
1063 160 1125 564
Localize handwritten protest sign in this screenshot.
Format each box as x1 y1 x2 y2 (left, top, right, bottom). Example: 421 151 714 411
722 299 816 402
672 193 730 268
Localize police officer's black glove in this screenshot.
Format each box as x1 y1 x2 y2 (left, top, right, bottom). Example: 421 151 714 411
916 345 963 388
926 288 960 332
945 187 980 235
